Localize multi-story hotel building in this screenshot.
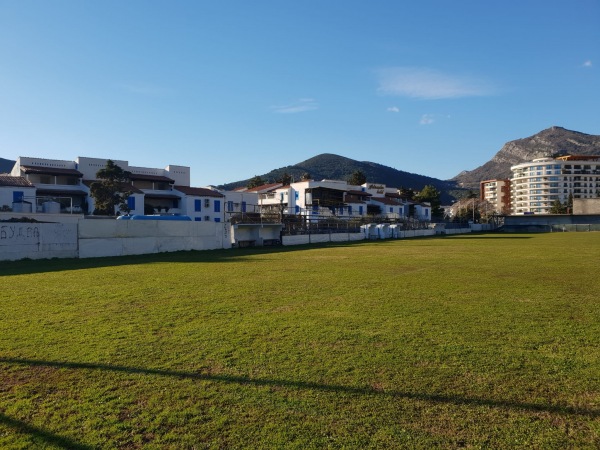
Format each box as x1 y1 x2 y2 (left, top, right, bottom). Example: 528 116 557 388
480 179 511 214
510 155 600 214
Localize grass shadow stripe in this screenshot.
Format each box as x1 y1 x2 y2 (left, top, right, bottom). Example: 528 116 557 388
2 357 597 419
0 411 94 450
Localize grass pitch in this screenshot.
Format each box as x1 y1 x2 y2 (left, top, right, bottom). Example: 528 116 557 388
1 233 599 448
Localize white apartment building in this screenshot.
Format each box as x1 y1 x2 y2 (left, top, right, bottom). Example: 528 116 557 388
510 155 600 214
480 179 511 214
7 156 227 221
256 179 412 220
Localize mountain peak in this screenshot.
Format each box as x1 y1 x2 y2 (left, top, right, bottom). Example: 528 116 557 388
452 127 600 188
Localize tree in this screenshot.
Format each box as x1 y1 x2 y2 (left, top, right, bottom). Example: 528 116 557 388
549 199 567 214
347 169 367 186
247 175 265 189
89 160 132 215
414 184 443 218
300 172 311 181
567 193 574 214
399 186 415 201
277 172 292 186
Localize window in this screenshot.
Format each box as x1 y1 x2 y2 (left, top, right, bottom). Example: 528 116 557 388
241 201 246 212
227 201 233 212
194 199 202 212
127 196 136 210
214 218 221 223
195 217 202 222
214 200 220 212
13 191 24 202
204 199 210 208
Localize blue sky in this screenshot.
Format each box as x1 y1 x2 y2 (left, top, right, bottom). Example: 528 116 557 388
1 1 598 187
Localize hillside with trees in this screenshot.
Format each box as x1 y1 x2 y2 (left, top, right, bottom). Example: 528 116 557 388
0 158 15 173
220 153 459 203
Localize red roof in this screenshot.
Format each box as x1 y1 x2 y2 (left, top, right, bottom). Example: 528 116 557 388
245 183 282 193
21 165 83 177
371 196 402 206
0 175 35 187
174 185 224 197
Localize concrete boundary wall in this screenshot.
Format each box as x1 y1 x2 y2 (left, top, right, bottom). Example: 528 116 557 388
282 232 365 246
397 230 436 239
443 228 472 235
0 222 78 261
78 220 227 258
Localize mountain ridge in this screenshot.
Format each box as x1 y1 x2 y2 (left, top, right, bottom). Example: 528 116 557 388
452 126 600 188
0 158 15 174
219 153 459 202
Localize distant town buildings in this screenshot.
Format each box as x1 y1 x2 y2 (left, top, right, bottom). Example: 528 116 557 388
1 155 431 222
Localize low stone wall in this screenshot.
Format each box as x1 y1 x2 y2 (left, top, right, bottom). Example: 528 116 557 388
397 229 436 238
78 220 228 258
283 232 364 246
0 222 78 261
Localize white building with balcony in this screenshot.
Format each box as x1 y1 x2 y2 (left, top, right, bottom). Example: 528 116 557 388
510 155 600 214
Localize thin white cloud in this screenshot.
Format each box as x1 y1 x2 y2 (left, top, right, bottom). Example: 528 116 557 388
387 106 400 113
419 114 435 125
271 98 318 114
583 60 592 67
376 67 496 100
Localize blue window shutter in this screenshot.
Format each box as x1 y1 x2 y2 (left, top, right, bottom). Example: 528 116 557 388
195 199 201 212
127 196 136 210
214 218 221 223
348 205 352 214
359 206 363 215
295 191 299 200
214 200 220 212
195 217 201 221
13 191 24 202
390 207 393 213
241 201 246 212
295 205 299 213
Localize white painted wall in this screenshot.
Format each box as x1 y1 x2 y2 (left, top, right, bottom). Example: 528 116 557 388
282 232 364 246
0 187 36 211
79 220 228 258
0 222 78 261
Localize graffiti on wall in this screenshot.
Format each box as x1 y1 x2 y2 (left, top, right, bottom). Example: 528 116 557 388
0 225 40 243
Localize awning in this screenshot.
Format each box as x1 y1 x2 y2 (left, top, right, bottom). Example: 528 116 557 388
143 193 182 200
36 189 88 197
21 166 83 177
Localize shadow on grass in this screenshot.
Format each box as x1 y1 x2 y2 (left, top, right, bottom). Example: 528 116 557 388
0 411 93 450
2 357 597 419
0 241 357 277
0 234 533 276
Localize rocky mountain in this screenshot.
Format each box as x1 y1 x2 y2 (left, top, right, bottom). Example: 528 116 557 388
452 127 600 189
220 153 459 202
0 158 15 174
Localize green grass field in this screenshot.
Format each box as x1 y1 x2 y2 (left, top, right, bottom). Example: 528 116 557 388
1 233 599 449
